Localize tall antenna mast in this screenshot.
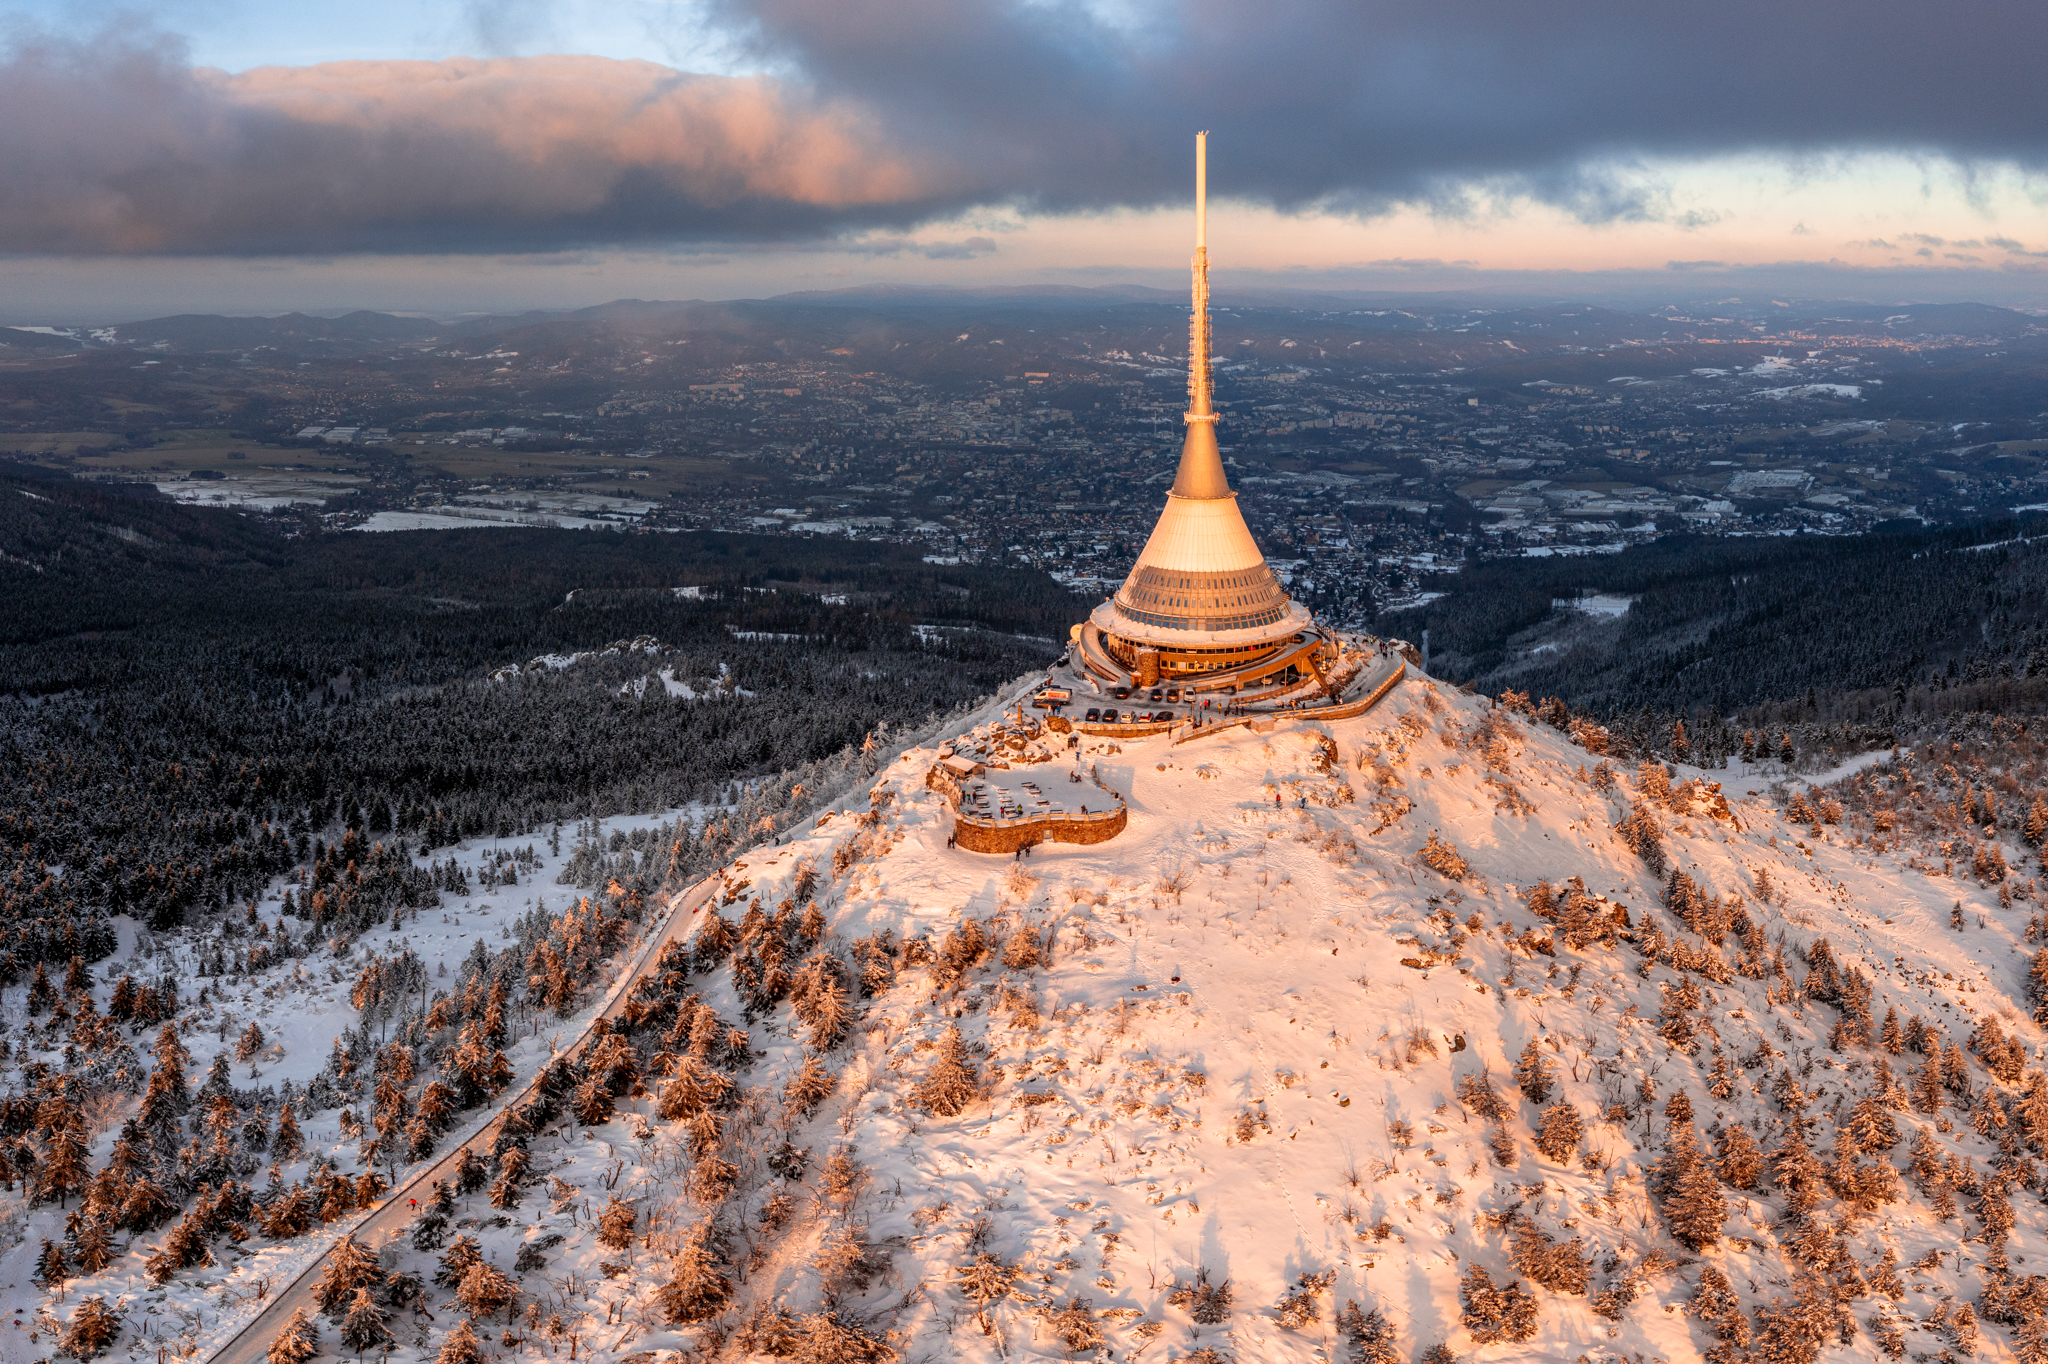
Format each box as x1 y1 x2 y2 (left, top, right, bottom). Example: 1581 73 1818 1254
1187 131 1214 424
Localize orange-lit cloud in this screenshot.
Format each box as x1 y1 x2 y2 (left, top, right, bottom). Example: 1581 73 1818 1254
0 35 948 254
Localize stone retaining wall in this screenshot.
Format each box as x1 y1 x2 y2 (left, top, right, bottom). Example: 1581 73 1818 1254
952 805 1129 854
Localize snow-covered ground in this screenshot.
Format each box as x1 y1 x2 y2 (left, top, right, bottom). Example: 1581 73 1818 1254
24 671 2048 1364
0 808 708 1364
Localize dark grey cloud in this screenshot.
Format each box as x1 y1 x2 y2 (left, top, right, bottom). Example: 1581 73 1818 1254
3 1 2045 255
712 0 2048 216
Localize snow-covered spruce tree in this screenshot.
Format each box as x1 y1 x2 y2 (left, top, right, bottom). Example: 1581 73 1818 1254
657 1219 733 1325
1688 1265 1752 1363
1508 1218 1589 1295
1459 1264 1538 1344
1456 1066 1510 1123
1616 802 1667 875
1334 1301 1400 1364
595 1196 636 1251
314 1235 385 1314
1276 1270 1335 1328
36 1238 67 1292
913 1025 983 1117
455 1261 517 1322
1532 1102 1582 1163
792 1310 894 1363
71 1216 114 1275
265 1309 319 1364
339 1287 392 1357
1512 1040 1554 1105
433 1319 482 1364
58 1296 121 1360
433 1235 481 1288
1657 1124 1727 1250
1715 1124 1763 1189
784 1053 838 1118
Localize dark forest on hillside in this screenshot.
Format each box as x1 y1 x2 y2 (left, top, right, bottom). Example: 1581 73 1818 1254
0 471 1077 966
1380 517 2048 765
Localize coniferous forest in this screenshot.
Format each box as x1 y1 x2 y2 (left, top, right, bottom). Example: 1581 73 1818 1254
0 468 1076 968
1380 515 2048 766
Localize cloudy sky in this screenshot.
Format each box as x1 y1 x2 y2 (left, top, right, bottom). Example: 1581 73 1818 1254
5 0 2048 319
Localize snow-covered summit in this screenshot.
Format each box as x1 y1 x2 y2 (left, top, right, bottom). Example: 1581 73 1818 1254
509 670 2044 1363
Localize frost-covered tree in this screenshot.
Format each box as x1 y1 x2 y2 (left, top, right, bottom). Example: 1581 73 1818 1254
339 1288 391 1357
266 1310 319 1364
1513 1040 1554 1105
1533 1102 1582 1163
1457 1066 1510 1123
656 1219 732 1325
59 1296 120 1360
1459 1264 1538 1344
433 1320 482 1364
1335 1300 1401 1364
596 1197 636 1251
315 1235 385 1314
914 1026 982 1117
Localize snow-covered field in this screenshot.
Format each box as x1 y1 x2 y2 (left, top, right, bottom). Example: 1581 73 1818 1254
22 671 2048 1364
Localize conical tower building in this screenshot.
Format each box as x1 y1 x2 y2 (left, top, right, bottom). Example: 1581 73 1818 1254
1074 133 1323 691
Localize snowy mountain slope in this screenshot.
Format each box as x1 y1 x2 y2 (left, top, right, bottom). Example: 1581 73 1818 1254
30 672 2048 1364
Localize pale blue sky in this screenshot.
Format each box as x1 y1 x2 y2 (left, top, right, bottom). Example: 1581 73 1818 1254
6 0 747 70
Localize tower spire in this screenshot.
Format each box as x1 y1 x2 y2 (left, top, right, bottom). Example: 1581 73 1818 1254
1170 131 1230 499
1187 130 1213 424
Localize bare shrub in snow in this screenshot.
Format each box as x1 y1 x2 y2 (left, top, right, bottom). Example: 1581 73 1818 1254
1167 1268 1233 1324
1043 1298 1103 1351
1276 1269 1335 1328
815 1224 890 1299
821 1148 868 1211
957 1253 1016 1331
1418 832 1469 882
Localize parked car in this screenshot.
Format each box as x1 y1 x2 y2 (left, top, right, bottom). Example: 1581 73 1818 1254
1101 708 1118 723
1112 687 1130 700
1085 708 1101 722
1149 688 1163 702
1165 687 1182 702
